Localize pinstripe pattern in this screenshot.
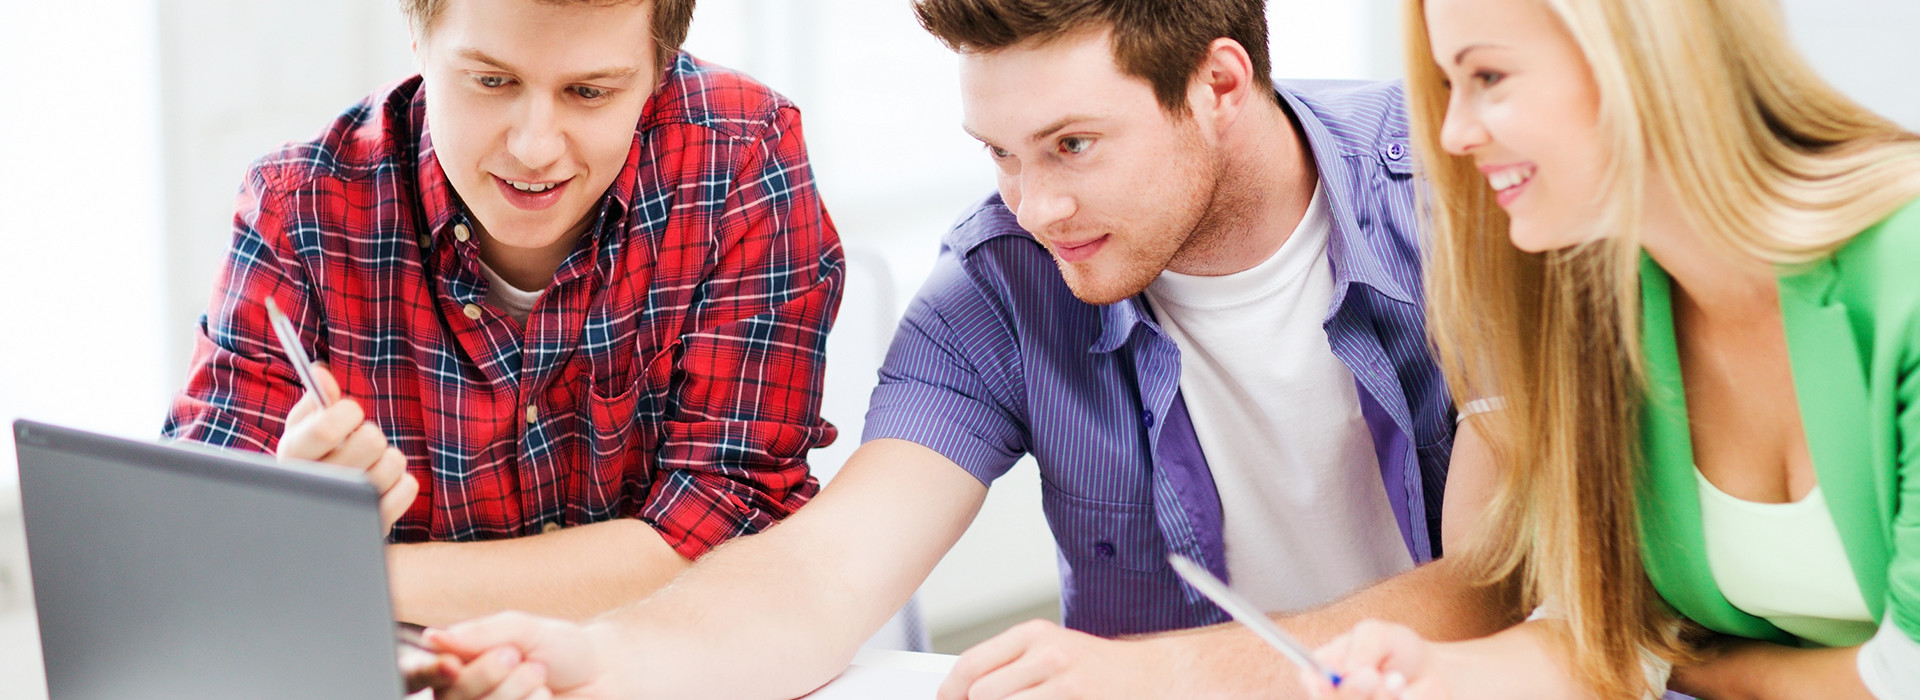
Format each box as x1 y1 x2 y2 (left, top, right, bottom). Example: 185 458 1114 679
865 80 1456 637
165 54 844 560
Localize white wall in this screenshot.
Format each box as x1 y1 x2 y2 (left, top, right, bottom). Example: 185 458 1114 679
3 3 1919 684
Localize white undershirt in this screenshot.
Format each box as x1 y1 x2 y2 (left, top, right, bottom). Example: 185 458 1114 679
1143 185 1413 613
477 258 543 326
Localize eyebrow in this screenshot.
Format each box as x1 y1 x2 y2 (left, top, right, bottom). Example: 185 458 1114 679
961 114 1102 148
1452 44 1503 65
456 48 641 83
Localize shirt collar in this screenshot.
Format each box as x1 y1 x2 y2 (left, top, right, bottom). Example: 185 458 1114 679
1090 296 1156 354
1274 82 1418 308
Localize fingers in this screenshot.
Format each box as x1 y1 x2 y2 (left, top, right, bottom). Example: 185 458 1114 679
379 470 419 531
320 420 392 471
431 612 545 660
940 620 1054 700
366 445 408 495
278 396 367 463
1309 620 1432 700
476 659 548 700
960 650 1065 700
439 645 540 700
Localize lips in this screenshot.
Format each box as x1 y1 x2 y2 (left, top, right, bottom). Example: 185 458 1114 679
1051 235 1108 263
493 175 570 211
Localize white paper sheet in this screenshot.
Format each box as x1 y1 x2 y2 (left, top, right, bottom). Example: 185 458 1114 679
799 650 956 699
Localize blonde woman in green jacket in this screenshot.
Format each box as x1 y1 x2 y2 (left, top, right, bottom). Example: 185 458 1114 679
1301 0 1920 698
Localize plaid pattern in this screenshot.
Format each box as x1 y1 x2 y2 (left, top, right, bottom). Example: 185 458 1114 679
164 54 843 559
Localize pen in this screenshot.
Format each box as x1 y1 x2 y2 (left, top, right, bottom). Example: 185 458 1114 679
263 297 333 408
1168 553 1342 689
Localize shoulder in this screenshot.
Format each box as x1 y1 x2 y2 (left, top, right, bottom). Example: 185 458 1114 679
1832 197 1920 314
1275 78 1410 167
247 77 423 194
641 52 796 139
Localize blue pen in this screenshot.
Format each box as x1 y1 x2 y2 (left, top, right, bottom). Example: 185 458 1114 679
1168 554 1343 689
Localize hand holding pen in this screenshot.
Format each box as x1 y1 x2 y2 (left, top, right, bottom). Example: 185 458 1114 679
266 297 419 532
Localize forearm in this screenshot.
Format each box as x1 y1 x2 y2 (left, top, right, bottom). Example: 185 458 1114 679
587 440 986 700
388 517 690 626
1671 639 1872 700
1138 556 1523 698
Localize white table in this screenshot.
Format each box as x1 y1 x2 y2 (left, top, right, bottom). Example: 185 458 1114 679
5 611 954 700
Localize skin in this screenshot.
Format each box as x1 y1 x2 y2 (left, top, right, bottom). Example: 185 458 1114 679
425 28 1516 700
277 0 691 632
1303 0 1880 698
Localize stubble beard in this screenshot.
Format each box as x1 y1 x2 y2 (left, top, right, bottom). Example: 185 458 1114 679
1057 134 1225 306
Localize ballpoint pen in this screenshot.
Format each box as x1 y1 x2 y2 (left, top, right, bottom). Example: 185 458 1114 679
1168 553 1343 689
264 297 333 408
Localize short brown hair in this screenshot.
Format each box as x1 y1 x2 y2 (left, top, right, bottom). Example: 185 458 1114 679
913 0 1273 114
399 0 695 71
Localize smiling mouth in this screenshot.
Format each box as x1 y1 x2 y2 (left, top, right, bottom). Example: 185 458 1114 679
1487 165 1536 193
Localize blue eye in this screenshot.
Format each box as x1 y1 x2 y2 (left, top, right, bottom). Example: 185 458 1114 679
1474 70 1506 88
986 145 1012 159
477 75 508 88
1060 137 1092 155
571 85 609 100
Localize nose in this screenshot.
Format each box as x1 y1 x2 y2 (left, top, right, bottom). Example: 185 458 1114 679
1438 90 1489 156
507 96 566 173
1008 171 1075 235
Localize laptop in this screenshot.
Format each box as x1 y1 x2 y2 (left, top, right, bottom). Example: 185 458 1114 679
13 419 412 700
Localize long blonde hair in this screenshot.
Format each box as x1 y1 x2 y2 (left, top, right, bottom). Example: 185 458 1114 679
1403 0 1920 697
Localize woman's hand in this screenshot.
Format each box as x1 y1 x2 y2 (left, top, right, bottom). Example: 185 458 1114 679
1301 619 1448 700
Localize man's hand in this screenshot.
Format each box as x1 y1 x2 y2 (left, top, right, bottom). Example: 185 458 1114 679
427 611 623 700
277 364 418 530
937 619 1196 700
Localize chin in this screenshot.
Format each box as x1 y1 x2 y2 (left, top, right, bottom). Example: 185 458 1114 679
1060 265 1152 306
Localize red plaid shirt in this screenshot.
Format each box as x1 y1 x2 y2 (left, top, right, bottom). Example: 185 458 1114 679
164 55 841 559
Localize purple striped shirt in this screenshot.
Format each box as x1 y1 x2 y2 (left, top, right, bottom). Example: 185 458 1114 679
865 80 1456 637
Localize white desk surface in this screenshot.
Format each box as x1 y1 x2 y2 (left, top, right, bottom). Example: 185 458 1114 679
5 608 954 700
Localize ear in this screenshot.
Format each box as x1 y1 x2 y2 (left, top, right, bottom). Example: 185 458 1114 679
1186 38 1258 137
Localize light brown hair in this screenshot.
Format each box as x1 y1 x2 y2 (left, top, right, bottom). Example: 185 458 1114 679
399 0 695 71
1404 0 1920 697
913 0 1275 115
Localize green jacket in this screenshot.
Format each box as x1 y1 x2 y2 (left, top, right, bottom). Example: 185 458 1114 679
1638 199 1920 646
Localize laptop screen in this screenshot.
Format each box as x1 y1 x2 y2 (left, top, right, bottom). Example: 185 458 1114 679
14 421 405 700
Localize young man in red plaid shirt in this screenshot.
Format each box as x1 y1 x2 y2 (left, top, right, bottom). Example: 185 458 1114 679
163 0 843 627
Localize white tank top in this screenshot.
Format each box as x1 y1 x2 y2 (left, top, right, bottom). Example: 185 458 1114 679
1696 468 1876 646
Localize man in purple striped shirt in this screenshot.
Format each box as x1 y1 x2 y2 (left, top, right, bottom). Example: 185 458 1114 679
429 1 1514 699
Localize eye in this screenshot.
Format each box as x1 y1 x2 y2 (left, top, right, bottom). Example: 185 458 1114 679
1059 137 1093 155
476 75 509 89
986 144 1013 159
570 85 610 100
1473 69 1506 88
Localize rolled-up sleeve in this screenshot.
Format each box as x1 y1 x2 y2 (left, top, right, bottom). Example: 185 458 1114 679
642 104 842 560
863 245 1029 486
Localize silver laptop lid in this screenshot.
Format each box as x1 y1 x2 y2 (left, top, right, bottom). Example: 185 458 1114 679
13 420 405 700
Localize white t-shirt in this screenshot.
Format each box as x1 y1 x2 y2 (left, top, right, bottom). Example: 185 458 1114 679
477 258 543 326
1143 185 1413 613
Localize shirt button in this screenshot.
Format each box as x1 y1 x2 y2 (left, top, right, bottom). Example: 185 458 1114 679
417 234 431 250
525 404 539 424
1095 542 1117 559
1141 410 1155 428
541 521 561 534
453 223 472 242
1386 143 1406 160
462 303 483 320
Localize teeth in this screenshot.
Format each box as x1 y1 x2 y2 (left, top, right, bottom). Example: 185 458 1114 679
508 180 558 193
1487 166 1535 192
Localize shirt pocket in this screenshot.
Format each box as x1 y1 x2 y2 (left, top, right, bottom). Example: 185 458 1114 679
1042 485 1166 574
582 345 676 513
